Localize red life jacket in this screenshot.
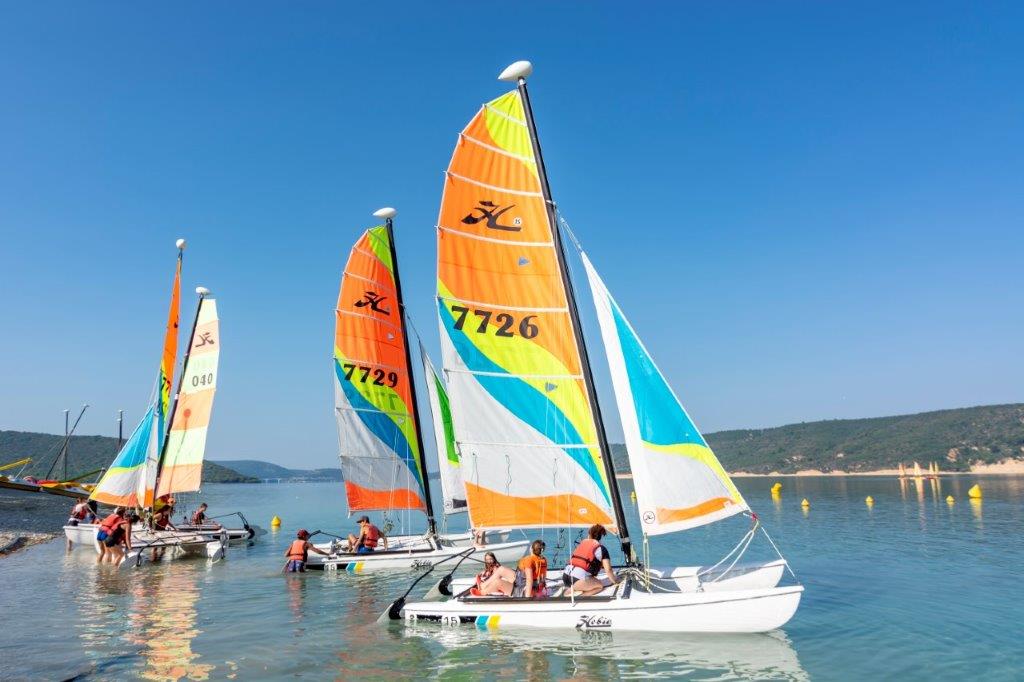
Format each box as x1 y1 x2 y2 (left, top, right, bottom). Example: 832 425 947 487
362 524 380 548
71 504 89 520
99 513 123 533
287 540 308 562
569 539 605 576
191 510 206 525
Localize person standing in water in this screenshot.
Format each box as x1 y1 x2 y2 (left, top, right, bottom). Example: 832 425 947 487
102 511 139 565
284 529 330 572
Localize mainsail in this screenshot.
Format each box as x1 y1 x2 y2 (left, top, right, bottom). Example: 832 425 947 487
335 227 426 512
582 254 748 534
421 346 466 514
91 248 182 507
155 295 220 497
436 89 615 530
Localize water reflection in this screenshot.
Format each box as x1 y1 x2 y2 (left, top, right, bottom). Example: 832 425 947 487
401 623 808 680
124 564 213 681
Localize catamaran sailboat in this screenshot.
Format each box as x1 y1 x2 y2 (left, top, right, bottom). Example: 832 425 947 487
393 61 802 632
63 241 237 563
307 211 526 572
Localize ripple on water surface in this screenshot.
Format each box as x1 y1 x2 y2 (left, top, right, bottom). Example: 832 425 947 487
0 478 1021 680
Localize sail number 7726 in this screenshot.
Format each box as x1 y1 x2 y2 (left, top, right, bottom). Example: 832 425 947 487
450 305 538 339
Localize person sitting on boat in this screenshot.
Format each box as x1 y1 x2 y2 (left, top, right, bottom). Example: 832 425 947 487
563 524 619 597
190 502 220 528
284 529 329 572
153 494 176 520
514 540 550 599
470 551 517 596
102 511 139 565
346 515 388 554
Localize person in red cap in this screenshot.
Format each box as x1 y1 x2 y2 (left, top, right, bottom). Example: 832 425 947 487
284 529 329 572
346 515 388 554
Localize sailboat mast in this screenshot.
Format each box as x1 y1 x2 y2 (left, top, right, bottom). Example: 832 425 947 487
511 65 633 559
382 212 438 537
153 288 207 501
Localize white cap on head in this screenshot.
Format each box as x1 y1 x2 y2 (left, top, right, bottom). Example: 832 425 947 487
498 60 533 82
373 207 397 219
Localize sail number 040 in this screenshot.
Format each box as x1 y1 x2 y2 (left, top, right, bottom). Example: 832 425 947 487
450 305 538 339
190 373 215 388
342 364 399 388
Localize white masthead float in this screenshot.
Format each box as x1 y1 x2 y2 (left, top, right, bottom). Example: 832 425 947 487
391 61 802 632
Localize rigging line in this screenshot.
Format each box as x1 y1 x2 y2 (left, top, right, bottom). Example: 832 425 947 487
760 524 800 582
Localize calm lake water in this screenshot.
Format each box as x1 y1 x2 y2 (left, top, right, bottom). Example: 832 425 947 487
1 475 1021 680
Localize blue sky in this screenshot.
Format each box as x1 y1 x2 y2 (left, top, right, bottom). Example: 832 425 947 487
1 2 1021 469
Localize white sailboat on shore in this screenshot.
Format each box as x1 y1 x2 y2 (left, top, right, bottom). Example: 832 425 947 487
307 209 526 572
394 61 802 632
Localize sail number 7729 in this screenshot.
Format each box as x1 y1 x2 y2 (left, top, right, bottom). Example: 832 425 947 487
450 305 538 339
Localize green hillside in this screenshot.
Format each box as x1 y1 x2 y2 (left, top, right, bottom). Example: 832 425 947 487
213 459 343 481
0 430 258 483
692 404 1023 474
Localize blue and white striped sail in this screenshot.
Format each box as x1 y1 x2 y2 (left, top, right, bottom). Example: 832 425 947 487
582 252 748 535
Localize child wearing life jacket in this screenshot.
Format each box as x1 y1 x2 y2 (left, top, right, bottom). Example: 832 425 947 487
284 529 330 572
470 552 516 596
346 516 388 554
563 524 619 597
95 507 126 562
513 540 549 598
102 511 139 565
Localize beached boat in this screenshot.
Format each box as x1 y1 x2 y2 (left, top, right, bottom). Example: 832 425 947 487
63 241 231 563
314 211 527 571
393 61 801 633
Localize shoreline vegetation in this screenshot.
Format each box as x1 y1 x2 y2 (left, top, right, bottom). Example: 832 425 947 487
615 458 1024 479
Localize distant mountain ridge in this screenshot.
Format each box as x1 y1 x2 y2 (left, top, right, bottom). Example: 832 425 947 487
212 459 344 481
0 430 258 483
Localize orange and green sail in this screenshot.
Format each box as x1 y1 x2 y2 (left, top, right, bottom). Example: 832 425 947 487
436 90 615 530
334 227 426 512
91 248 182 508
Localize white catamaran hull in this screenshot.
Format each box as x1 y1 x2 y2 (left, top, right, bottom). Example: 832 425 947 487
402 584 803 633
119 531 228 568
307 539 528 573
444 559 788 597
311 529 512 556
64 523 257 547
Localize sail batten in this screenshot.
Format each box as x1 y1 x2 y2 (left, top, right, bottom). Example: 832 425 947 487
334 226 427 514
436 89 615 532
582 253 748 535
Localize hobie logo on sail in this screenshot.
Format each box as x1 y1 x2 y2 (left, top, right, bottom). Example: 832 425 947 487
354 291 391 315
576 615 612 629
462 200 522 232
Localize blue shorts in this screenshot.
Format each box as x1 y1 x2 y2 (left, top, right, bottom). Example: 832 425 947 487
356 546 375 554
96 530 109 542
286 560 306 572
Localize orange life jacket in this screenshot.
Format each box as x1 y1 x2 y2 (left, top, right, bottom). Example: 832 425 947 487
518 554 547 587
362 524 380 548
99 513 123 534
287 540 308 562
569 539 606 576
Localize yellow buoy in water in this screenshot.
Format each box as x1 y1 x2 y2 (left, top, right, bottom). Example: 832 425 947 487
771 482 782 492
968 484 982 499
271 515 282 528
865 496 874 505
946 495 955 505
801 498 810 508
